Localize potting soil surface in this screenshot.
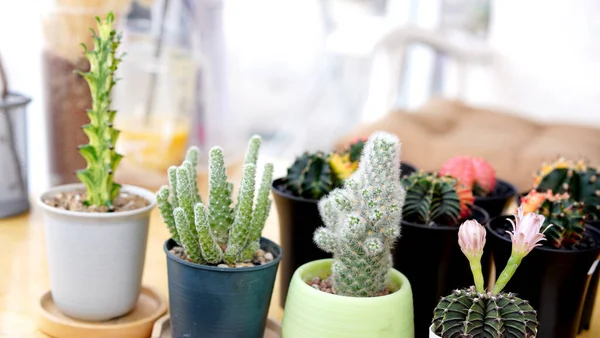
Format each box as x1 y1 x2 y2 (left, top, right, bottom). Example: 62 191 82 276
42 189 150 212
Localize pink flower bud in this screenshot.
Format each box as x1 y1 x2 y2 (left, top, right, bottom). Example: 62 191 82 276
458 220 487 259
507 205 550 256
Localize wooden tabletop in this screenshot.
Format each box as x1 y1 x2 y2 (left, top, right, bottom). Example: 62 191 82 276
1 163 599 337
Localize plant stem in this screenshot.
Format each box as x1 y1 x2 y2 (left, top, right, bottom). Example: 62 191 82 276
492 254 523 295
469 258 485 293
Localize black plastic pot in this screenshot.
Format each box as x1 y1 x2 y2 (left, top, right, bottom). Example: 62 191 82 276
272 161 416 308
579 219 600 333
487 216 600 338
473 178 517 218
393 205 490 338
164 237 282 338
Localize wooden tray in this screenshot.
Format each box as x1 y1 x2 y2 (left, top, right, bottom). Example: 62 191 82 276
36 286 167 338
151 314 282 338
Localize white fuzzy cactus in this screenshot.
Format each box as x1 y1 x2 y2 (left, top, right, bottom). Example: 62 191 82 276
313 131 406 297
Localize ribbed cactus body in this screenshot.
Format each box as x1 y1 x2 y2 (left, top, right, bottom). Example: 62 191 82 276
402 172 469 226
156 136 274 265
75 12 124 207
534 158 600 220
432 287 538 338
521 190 585 248
283 151 338 199
313 132 405 297
440 156 497 197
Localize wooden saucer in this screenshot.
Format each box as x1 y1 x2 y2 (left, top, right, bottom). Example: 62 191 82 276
36 286 167 338
150 314 282 338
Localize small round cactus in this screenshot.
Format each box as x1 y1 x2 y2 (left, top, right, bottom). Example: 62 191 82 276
282 151 339 200
520 189 585 249
533 157 600 221
432 207 544 337
440 156 497 197
402 172 474 226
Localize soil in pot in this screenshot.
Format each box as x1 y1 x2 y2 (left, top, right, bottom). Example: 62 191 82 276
473 178 517 218
164 237 282 338
42 188 150 212
393 205 490 338
273 161 417 308
487 216 600 338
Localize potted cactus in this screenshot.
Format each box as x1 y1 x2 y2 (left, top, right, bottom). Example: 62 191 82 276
36 12 156 321
281 131 414 337
439 155 517 218
430 212 541 337
157 135 282 338
530 158 600 332
487 189 600 338
271 137 416 306
393 171 490 337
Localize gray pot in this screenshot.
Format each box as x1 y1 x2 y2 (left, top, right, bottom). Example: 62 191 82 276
0 93 31 219
37 183 156 321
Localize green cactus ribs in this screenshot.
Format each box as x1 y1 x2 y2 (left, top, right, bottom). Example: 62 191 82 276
313 131 406 297
75 11 124 208
156 135 276 266
401 172 463 226
282 151 338 200
534 158 600 220
432 286 538 338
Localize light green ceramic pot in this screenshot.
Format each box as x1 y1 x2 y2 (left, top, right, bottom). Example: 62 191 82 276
282 259 415 338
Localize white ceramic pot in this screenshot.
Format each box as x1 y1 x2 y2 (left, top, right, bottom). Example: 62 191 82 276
38 183 156 321
429 324 441 338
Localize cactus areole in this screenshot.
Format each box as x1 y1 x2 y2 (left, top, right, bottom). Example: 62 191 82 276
75 12 124 208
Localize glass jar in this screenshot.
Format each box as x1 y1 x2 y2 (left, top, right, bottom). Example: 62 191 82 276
40 0 133 187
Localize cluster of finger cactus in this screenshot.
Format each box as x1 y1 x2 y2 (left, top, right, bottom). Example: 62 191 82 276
402 172 474 226
281 138 367 200
75 12 124 207
432 208 543 337
439 156 496 197
533 157 600 221
156 136 274 265
521 189 586 249
313 132 405 297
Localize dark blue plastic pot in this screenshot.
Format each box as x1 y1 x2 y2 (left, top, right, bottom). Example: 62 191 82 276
164 237 282 338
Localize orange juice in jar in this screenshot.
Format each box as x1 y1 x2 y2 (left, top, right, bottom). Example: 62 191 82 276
115 114 190 172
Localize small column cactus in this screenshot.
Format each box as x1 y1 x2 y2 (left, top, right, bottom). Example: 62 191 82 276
76 12 124 207
432 206 546 337
156 136 274 265
313 131 406 297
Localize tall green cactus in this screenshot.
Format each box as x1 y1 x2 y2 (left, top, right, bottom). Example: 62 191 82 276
313 131 406 297
75 12 124 207
157 136 274 265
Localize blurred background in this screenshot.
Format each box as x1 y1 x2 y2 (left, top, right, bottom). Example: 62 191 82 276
1 0 599 201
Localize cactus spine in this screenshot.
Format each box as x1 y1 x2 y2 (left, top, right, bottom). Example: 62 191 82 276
521 189 585 248
313 131 405 297
76 12 124 207
534 158 600 220
402 172 473 226
157 136 274 265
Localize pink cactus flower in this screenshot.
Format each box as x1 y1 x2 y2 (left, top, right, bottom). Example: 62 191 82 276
458 220 487 259
507 205 550 256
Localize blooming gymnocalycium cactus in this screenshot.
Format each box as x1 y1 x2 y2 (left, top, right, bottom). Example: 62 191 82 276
439 156 496 197
76 12 124 207
156 135 274 265
432 205 546 337
313 131 406 297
